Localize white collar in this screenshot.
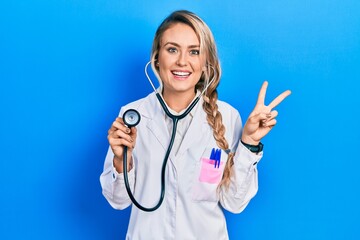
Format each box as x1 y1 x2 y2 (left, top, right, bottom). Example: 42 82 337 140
158 88 201 117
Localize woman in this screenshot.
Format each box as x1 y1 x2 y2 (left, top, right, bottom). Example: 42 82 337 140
100 10 291 239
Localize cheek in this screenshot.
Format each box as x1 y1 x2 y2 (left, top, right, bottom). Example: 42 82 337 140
156 55 168 72
158 50 176 65
194 58 206 71
193 64 205 76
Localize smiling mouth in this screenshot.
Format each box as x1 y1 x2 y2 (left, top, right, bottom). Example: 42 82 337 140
171 71 191 78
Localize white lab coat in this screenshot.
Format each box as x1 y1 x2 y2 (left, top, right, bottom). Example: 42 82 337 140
100 91 262 240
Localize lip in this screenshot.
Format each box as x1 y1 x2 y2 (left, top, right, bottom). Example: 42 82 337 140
171 70 192 80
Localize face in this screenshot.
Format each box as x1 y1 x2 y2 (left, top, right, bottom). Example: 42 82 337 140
157 23 205 99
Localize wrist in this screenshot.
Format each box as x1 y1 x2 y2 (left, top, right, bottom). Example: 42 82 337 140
240 140 264 154
113 155 133 173
241 136 259 146
113 156 124 173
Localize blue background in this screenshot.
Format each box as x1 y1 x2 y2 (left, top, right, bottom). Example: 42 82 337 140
1 0 359 239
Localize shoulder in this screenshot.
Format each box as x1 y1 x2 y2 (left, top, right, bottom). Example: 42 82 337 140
215 99 243 147
217 99 240 118
118 92 156 116
216 99 243 130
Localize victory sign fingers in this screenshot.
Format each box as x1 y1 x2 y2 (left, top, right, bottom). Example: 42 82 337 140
242 81 291 145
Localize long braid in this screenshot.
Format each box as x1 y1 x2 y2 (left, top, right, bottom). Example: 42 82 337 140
202 80 234 190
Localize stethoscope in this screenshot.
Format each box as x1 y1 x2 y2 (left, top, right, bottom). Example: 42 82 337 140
122 61 215 212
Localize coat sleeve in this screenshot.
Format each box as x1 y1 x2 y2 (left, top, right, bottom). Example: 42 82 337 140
100 146 135 210
218 111 263 213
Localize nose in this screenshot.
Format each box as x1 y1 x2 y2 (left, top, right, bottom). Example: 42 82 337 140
176 51 187 66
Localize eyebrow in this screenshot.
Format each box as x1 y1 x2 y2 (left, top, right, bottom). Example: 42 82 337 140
163 42 200 48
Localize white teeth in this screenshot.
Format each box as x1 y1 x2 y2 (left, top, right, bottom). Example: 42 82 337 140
172 71 190 76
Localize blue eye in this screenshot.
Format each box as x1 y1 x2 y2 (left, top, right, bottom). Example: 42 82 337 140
190 49 200 55
167 47 177 53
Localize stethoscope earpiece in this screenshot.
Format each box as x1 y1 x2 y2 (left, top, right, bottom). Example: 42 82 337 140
123 109 141 127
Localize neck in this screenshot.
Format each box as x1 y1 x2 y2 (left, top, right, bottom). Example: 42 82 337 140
162 89 196 113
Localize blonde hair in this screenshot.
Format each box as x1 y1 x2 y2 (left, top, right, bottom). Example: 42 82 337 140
150 10 235 189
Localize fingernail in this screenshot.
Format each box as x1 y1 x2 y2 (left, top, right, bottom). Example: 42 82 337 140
126 128 130 133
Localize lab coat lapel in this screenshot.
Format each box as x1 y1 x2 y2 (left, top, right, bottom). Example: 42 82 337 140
142 93 170 151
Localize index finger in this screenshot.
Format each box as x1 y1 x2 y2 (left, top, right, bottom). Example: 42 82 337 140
116 117 124 124
109 117 125 133
256 81 269 105
268 90 291 109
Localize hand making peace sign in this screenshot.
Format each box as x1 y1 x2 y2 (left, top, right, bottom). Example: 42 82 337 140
241 81 291 146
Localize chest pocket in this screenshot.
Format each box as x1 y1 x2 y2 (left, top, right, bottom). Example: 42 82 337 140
192 147 228 202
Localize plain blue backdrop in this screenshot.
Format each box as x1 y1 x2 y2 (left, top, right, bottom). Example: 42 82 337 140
1 0 359 239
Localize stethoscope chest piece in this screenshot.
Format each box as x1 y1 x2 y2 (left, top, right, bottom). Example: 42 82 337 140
123 109 141 127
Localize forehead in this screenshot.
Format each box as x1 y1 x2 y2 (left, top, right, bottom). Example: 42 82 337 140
160 23 200 46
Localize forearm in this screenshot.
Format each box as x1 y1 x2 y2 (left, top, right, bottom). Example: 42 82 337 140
219 143 262 213
113 155 133 173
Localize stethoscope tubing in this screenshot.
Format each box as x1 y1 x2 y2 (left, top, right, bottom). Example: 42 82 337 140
122 94 200 212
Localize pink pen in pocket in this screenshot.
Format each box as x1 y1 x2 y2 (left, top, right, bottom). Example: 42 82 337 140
199 148 224 184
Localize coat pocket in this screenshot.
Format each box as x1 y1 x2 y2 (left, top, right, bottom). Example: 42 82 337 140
199 158 225 184
192 148 227 202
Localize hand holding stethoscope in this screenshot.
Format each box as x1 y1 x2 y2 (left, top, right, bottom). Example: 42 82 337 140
241 81 291 146
108 116 138 172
